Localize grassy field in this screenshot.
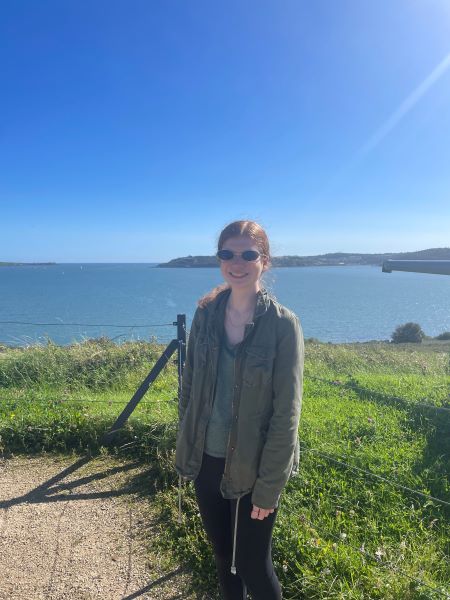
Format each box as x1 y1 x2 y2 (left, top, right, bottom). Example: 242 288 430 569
0 338 449 599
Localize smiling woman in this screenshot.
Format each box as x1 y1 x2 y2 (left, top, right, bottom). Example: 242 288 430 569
175 220 304 600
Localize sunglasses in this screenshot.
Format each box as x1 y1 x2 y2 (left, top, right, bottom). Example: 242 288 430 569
216 249 264 262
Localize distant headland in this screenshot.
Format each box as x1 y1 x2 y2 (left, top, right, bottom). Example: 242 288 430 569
157 248 450 268
0 262 56 267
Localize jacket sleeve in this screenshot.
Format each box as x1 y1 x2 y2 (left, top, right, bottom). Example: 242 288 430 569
178 307 202 423
251 314 304 509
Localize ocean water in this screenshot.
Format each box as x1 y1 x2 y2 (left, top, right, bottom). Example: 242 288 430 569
0 263 449 346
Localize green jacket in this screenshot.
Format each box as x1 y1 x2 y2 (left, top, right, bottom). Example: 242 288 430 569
175 287 304 510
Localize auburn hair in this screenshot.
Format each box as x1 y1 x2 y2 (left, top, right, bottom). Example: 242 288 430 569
198 220 271 308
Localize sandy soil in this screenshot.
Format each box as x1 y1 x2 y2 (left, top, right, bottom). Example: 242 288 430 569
0 454 203 600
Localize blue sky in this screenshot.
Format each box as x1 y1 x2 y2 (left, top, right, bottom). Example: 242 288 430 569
1 1 449 262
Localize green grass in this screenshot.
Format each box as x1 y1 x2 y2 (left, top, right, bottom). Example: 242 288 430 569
0 338 449 599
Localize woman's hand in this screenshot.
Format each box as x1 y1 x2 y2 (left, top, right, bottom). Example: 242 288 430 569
251 505 275 520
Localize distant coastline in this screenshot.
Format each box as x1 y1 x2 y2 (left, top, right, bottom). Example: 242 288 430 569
2 247 449 267
157 247 450 268
0 262 56 267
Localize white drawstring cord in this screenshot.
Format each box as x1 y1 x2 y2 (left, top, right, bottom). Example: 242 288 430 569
178 474 183 523
230 495 241 575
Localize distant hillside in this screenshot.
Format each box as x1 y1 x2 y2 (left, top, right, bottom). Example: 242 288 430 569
157 248 450 268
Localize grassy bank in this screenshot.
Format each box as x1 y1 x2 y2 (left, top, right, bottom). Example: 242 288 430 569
0 339 449 599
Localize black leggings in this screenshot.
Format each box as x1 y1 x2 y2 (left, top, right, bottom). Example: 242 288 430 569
194 452 282 600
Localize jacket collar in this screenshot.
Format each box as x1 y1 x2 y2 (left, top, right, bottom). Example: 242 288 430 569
207 286 270 344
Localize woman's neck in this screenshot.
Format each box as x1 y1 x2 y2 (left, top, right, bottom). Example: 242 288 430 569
227 285 260 314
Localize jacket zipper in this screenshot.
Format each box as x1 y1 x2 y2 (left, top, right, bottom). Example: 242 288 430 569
223 351 238 481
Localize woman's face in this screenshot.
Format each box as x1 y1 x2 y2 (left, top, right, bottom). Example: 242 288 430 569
219 235 267 293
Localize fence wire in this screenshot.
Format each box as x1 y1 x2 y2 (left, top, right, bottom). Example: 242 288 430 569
0 320 173 328
300 444 450 508
308 374 450 413
0 395 177 406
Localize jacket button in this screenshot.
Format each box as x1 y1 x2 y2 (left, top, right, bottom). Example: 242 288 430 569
231 446 235 451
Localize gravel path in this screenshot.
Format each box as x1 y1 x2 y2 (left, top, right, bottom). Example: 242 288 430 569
0 454 201 600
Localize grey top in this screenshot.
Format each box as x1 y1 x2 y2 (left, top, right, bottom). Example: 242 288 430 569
204 335 238 458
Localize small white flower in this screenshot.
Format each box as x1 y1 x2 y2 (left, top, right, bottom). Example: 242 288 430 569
375 548 385 561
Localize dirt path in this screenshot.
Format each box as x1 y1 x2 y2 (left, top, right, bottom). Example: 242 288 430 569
0 454 201 600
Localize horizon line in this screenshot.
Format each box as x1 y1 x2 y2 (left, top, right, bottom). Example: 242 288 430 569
2 246 449 264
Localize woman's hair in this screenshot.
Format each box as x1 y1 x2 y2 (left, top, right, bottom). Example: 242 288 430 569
198 220 271 308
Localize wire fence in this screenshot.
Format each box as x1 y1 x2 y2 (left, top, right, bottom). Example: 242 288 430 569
308 374 450 413
1 377 447 412
299 444 450 508
0 319 177 348
0 320 173 328
0 395 178 406
1 384 448 509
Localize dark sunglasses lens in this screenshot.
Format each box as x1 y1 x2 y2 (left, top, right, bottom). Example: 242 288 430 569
217 249 234 260
242 250 260 261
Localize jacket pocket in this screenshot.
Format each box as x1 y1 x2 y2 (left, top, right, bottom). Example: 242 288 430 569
243 346 275 388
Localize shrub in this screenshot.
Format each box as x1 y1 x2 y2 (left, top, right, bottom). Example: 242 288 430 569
391 322 425 344
436 331 450 340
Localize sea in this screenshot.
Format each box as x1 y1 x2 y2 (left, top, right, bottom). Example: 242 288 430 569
0 263 449 346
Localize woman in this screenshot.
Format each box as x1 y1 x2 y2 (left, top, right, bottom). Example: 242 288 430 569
175 220 304 600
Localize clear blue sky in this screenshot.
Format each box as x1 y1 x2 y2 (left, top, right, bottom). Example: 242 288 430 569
1 1 449 262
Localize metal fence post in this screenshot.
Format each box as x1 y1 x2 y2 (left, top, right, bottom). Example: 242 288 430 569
101 314 186 446
176 314 186 405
